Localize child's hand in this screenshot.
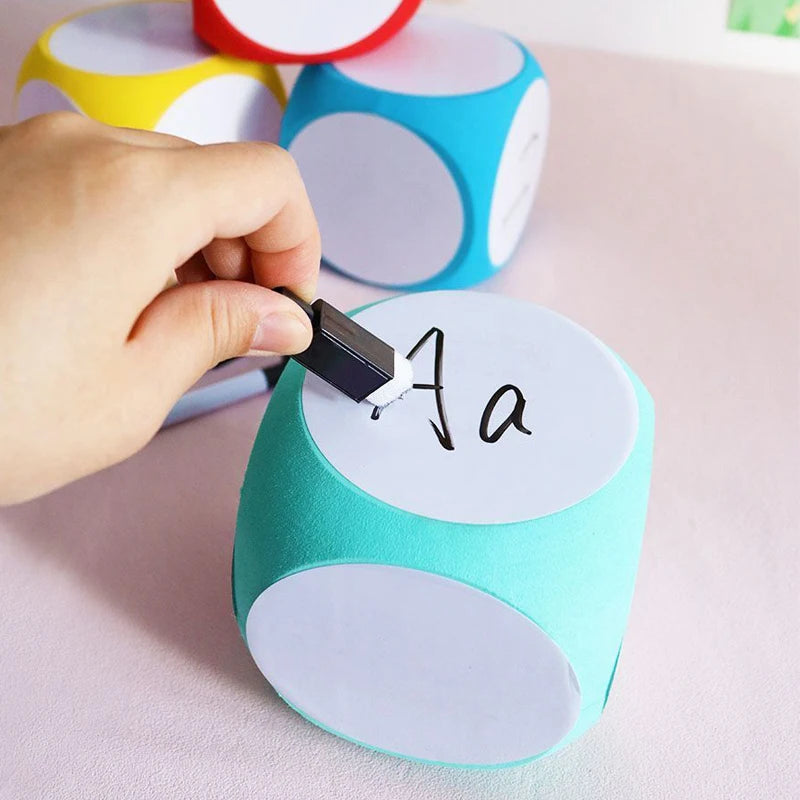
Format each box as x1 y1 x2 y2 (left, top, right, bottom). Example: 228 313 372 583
0 113 321 504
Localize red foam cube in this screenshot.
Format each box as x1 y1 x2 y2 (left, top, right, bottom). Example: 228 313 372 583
193 0 423 64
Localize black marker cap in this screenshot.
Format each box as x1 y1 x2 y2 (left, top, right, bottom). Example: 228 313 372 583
276 288 395 403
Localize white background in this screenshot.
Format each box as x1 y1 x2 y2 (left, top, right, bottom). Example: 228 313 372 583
426 0 800 72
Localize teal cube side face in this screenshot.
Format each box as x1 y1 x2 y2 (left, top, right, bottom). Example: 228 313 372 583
280 22 549 290
233 293 654 767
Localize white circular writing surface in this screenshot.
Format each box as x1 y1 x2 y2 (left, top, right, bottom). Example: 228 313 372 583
49 2 212 75
214 0 403 55
488 79 550 266
155 75 282 144
335 16 523 97
302 291 639 525
289 113 463 286
246 564 582 765
16 80 79 121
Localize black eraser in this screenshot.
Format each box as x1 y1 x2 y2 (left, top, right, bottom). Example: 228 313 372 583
276 288 395 403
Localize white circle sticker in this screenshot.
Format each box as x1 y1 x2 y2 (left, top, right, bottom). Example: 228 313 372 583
49 2 211 75
246 564 581 765
335 15 524 97
215 0 403 55
488 79 550 266
302 291 639 524
155 74 282 144
289 113 463 286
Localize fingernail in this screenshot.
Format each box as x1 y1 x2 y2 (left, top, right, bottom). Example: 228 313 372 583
251 312 311 355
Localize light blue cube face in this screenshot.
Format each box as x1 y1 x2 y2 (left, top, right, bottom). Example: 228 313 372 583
234 291 655 767
280 16 549 290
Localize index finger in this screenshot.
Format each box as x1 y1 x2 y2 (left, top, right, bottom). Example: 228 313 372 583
159 141 320 300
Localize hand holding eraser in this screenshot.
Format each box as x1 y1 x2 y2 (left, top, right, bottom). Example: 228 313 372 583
276 288 413 408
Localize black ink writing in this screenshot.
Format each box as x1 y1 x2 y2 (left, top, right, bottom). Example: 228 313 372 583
369 326 453 451
405 327 454 451
502 182 533 228
479 385 532 443
371 327 531 453
519 130 540 161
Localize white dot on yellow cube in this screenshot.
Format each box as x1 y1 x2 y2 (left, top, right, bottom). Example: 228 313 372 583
16 1 285 144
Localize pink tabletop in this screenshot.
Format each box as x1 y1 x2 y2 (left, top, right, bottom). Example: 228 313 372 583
1 4 799 798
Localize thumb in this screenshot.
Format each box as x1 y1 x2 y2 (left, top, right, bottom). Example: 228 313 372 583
126 280 312 418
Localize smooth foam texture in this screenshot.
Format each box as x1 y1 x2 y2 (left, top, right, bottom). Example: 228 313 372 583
289 113 463 286
49 2 212 75
213 0 403 55
488 78 550 265
15 80 78 120
302 291 639 524
335 15 524 97
245 564 582 765
154 74 282 144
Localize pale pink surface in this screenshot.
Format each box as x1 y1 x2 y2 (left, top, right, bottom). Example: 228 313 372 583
2 4 800 798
